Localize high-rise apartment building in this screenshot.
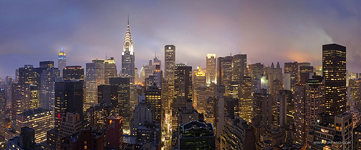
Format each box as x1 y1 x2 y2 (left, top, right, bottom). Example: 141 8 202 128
58 47 66 77
121 20 135 84
206 54 217 86
322 44 346 116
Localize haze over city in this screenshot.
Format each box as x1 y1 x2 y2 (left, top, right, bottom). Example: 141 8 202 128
1 0 361 78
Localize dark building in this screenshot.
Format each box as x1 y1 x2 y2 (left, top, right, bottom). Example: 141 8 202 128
55 80 84 129
174 64 192 100
60 128 104 150
109 77 131 133
7 127 42 150
63 66 84 81
178 121 215 150
98 85 118 107
231 54 247 83
145 84 162 125
39 61 54 69
322 44 347 116
105 116 123 150
217 56 233 87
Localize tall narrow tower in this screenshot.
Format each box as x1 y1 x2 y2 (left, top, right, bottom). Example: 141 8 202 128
58 47 66 77
121 18 135 84
322 44 346 116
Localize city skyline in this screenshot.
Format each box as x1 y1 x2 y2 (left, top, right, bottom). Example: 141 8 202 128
1 0 361 78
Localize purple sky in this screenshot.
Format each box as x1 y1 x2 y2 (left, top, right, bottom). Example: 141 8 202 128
0 0 360 78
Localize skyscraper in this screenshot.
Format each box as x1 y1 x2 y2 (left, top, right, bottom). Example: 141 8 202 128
232 54 247 83
121 19 135 84
104 57 117 84
217 56 233 87
206 54 216 86
54 80 84 129
40 67 60 110
85 59 105 111
145 84 162 125
322 44 346 116
284 62 298 91
174 64 192 109
58 47 66 77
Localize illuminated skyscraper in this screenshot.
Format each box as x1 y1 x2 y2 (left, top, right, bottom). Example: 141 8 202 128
85 59 105 111
174 64 192 108
193 66 206 109
58 47 66 77
40 68 60 110
145 84 162 124
206 54 216 86
217 56 233 87
164 45 176 91
104 57 117 84
322 44 347 116
11 83 30 118
121 19 135 84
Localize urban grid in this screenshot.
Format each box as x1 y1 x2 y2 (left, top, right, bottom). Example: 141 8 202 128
0 1 361 150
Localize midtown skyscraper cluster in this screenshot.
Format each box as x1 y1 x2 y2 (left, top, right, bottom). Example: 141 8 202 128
0 19 360 150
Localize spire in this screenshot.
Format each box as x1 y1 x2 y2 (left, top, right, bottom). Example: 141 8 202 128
277 62 280 68
271 62 274 68
123 15 133 55
60 47 64 52
127 14 129 26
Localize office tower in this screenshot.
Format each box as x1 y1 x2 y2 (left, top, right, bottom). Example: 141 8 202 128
214 85 225 139
39 67 60 110
217 56 233 88
253 89 273 129
153 64 163 88
54 80 84 129
265 62 283 96
15 108 53 143
249 63 264 80
220 117 255 150
104 57 117 84
305 76 324 126
0 89 5 136
232 54 247 83
164 45 175 106
109 77 131 134
206 54 217 86
18 65 38 85
350 79 361 111
322 44 347 116
40 61 54 69
11 83 30 118
58 47 66 77
121 20 135 84
57 112 83 150
60 128 104 150
284 62 298 91
105 116 123 150
7 127 42 150
85 59 105 110
178 121 215 150
239 76 253 123
29 85 39 109
193 66 206 109
284 73 291 90
173 64 192 109
145 84 162 124
63 66 84 80
178 100 201 125
153 55 161 67
306 113 353 149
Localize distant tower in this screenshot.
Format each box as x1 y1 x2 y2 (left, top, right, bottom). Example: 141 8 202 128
206 54 217 86
121 18 135 84
58 47 66 77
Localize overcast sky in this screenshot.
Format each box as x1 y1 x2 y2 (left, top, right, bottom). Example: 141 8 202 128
0 0 360 78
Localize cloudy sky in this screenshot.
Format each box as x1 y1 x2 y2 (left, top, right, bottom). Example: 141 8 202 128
0 0 360 78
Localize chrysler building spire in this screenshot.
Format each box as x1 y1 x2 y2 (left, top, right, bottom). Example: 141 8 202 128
121 17 135 84
123 16 133 55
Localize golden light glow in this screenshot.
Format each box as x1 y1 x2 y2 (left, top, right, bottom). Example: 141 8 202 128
195 66 205 76
207 53 216 58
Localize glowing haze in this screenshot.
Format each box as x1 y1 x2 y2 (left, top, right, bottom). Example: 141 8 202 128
0 0 360 78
